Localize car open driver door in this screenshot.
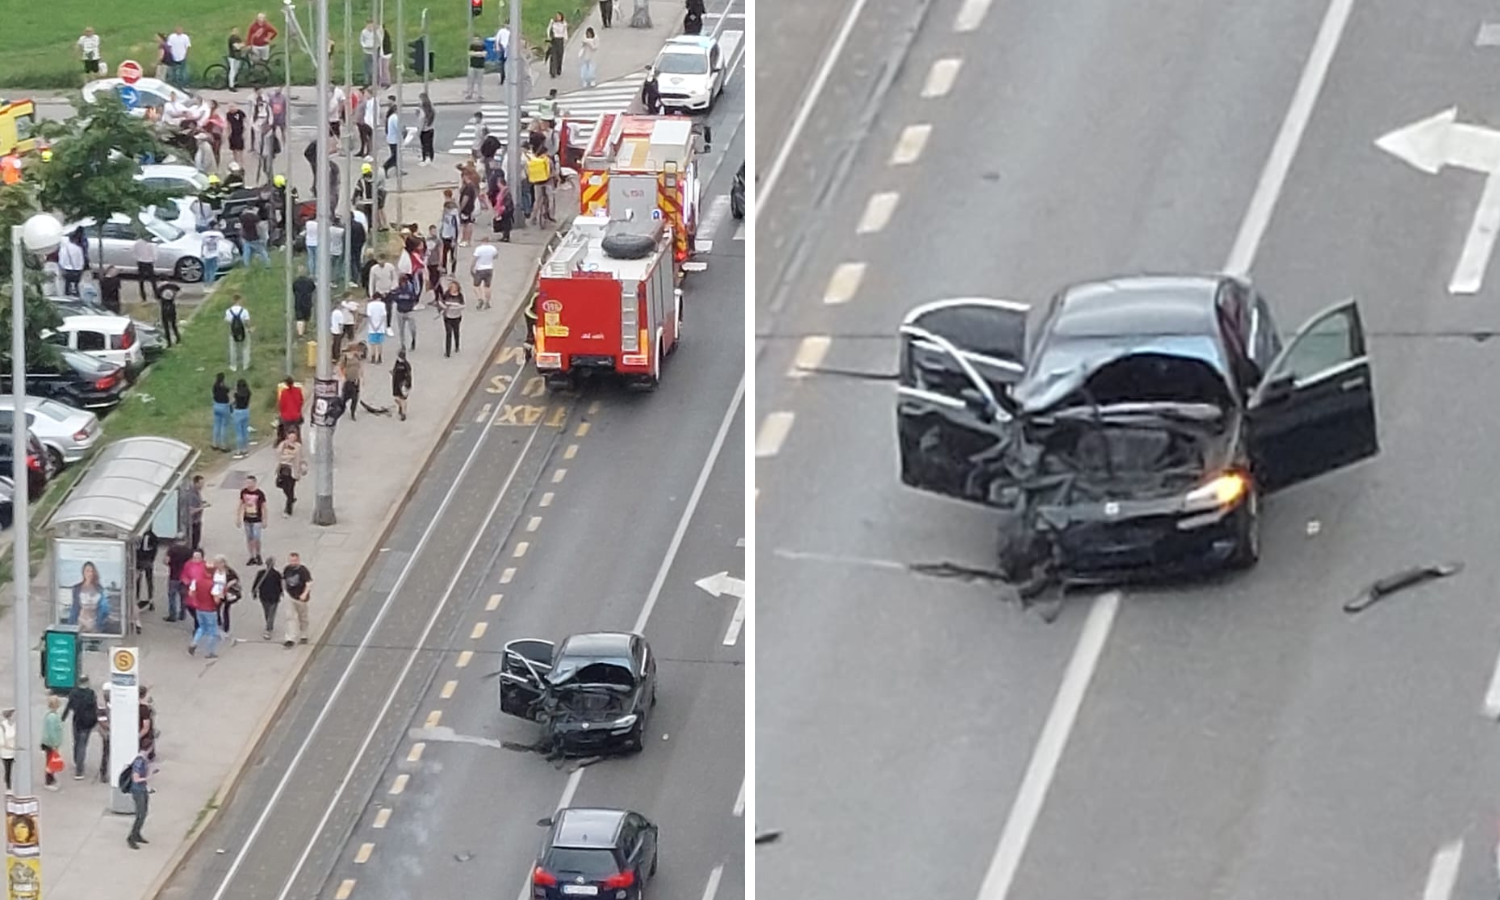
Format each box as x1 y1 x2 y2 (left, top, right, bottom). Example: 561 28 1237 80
896 298 1028 505
1246 298 1378 492
498 638 556 721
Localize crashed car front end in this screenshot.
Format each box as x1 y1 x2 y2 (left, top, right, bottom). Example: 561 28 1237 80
543 686 641 754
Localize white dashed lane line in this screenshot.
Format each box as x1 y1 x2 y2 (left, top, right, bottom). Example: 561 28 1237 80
787 336 831 378
891 124 933 165
755 412 796 458
701 865 725 900
732 779 745 817
954 0 994 32
922 58 963 98
1422 840 1462 900
824 262 866 305
857 191 901 234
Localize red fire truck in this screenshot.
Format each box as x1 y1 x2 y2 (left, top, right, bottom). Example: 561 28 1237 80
577 114 704 274
532 214 683 391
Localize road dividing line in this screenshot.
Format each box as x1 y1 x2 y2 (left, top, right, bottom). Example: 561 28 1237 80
733 779 745 816
953 0 993 32
575 421 590 437
755 412 796 458
372 808 392 829
1422 840 1463 900
891 124 933 165
470 622 488 639
540 492 554 507
552 468 567 483
723 595 746 645
564 444 578 460
1484 647 1500 717
486 593 504 611
500 567 516 584
456 650 473 668
354 843 375 864
922 58 963 99
788 336 831 377
702 865 725 900
440 680 457 699
974 592 1121 900
388 774 409 795
558 769 584 810
857 191 901 234
514 542 529 558
1224 0 1355 275
407 743 425 762
823 262 866 304
335 880 356 900
424 710 442 728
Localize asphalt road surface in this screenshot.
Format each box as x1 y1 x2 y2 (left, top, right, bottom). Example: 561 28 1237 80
157 88 746 900
756 0 1500 899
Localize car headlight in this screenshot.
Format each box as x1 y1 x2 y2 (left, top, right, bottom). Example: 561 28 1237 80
611 714 638 729
1184 471 1249 511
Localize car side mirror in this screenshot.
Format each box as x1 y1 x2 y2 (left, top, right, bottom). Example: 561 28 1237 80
536 816 554 827
1258 374 1295 406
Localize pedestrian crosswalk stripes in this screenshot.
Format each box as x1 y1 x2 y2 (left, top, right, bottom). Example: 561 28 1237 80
446 72 645 156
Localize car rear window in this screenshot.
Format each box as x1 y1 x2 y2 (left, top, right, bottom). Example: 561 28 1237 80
545 848 619 880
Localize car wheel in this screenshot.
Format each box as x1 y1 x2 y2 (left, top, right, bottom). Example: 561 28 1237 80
174 257 205 283
1229 491 1261 570
730 193 744 219
45 446 64 474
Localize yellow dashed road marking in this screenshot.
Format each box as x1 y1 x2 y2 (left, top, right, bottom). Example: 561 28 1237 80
373 808 392 829
500 567 516 584
514 542 529 558
335 879 357 899
923 58 963 98
408 743 426 762
457 650 474 668
471 622 488 639
487 593 504 610
389 774 409 795
552 468 567 483
425 710 442 728
575 422 590 437
440 680 458 699
564 444 578 460
540 492 555 507
823 262 866 305
355 843 374 864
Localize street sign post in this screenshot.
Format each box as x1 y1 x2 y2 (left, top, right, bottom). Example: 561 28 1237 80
116 86 139 109
117 60 142 84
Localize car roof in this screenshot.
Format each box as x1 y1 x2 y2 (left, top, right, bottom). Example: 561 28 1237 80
662 35 714 52
557 632 635 659
84 77 183 98
139 164 204 179
1050 275 1225 339
58 315 130 332
552 808 627 848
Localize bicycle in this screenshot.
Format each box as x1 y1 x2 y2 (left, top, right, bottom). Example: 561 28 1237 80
201 52 279 90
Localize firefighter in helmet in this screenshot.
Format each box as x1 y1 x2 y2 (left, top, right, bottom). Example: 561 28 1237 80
224 161 246 192
203 173 228 211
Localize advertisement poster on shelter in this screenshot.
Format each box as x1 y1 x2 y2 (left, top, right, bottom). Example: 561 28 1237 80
53 539 126 638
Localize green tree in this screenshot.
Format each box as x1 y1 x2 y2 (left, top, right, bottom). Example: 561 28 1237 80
0 183 64 368
32 93 174 270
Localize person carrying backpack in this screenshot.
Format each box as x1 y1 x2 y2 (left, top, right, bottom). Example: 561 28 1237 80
121 747 150 849
225 295 252 371
62 675 99 781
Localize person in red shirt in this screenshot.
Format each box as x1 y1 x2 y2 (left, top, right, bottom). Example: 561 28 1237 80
181 550 221 657
247 13 279 62
277 376 305 443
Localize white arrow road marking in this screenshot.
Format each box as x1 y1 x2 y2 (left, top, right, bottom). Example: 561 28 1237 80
1422 840 1463 900
695 571 746 598
1376 108 1500 293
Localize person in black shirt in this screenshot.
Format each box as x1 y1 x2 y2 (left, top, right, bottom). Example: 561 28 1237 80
164 539 191 623
350 214 367 279
135 530 159 610
232 379 252 459
211 373 233 452
292 268 315 336
253 557 283 640
99 266 123 315
281 553 313 647
61 675 99 780
227 104 247 168
159 284 181 346
238 475 268 565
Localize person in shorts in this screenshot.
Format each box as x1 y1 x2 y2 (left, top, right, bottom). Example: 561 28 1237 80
237 476 268 566
364 294 388 364
469 237 497 309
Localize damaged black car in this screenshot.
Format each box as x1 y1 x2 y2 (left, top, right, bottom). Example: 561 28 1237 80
896 275 1380 593
499 631 659 755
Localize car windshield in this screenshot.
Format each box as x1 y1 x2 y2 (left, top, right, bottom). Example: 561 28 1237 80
35 400 78 421
142 216 184 242
546 848 619 880
550 660 634 690
656 50 708 75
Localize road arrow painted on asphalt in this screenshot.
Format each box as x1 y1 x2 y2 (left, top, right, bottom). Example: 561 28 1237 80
695 572 746 599
1376 107 1500 294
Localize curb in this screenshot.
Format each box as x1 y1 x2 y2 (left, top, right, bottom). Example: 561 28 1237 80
141 236 552 900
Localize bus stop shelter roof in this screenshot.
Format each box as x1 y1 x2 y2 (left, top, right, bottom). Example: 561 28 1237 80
46 437 194 534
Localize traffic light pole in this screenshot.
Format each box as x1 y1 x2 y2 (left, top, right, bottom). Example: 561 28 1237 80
506 0 521 223
343 0 354 273
395 0 405 225
283 6 296 378
465 0 474 89
421 9 430 94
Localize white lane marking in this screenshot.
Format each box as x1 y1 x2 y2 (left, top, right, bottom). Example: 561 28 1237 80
474 403 492 423
632 374 745 633
755 412 796 458
891 124 933 165
1483 645 1500 717
824 262 866 305
954 0 994 32
1452 172 1500 294
723 595 746 645
701 865 725 900
206 361 532 900
526 516 542 532
974 592 1120 900
857 191 901 234
788 335 831 377
733 223 746 240
700 194 733 247
557 768 584 810
1478 22 1500 46
1422 840 1463 900
540 492 554 507
733 779 745 817
756 0 874 211
1224 0 1355 275
513 542 529 558
922 58 963 99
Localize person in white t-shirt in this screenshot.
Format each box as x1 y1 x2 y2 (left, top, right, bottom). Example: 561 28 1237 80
364 296 388 363
469 239 498 309
329 302 348 360
304 219 320 277
166 27 192 88
77 28 102 77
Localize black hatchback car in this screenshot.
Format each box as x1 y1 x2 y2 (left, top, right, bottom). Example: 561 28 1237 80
2 348 129 413
0 432 51 502
499 631 658 755
531 807 658 900
896 275 1379 590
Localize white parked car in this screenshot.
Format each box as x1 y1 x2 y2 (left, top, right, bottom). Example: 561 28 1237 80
64 212 235 283
82 77 199 118
44 314 146 372
653 36 725 113
0 397 101 471
137 163 210 197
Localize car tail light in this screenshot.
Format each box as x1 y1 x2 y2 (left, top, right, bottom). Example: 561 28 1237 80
26 455 40 473
675 247 687 262
73 429 89 441
532 868 558 888
121 326 135 349
601 871 635 890
95 373 118 390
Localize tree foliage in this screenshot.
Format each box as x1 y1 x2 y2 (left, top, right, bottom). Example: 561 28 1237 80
33 93 175 264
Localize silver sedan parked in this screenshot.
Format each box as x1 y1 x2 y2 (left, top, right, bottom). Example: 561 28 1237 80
0 396 102 471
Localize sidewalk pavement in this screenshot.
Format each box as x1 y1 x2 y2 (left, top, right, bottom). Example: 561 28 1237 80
0 183 557 900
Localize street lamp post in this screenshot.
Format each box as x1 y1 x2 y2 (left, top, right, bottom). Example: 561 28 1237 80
284 5 296 377
505 0 524 229
312 0 338 526
394 0 406 225
343 0 355 276
9 213 64 797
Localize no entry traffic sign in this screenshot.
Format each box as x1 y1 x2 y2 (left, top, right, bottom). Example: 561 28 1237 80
117 60 142 84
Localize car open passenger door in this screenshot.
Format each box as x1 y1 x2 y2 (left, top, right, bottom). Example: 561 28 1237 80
897 299 1028 505
1247 299 1377 492
499 638 555 720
